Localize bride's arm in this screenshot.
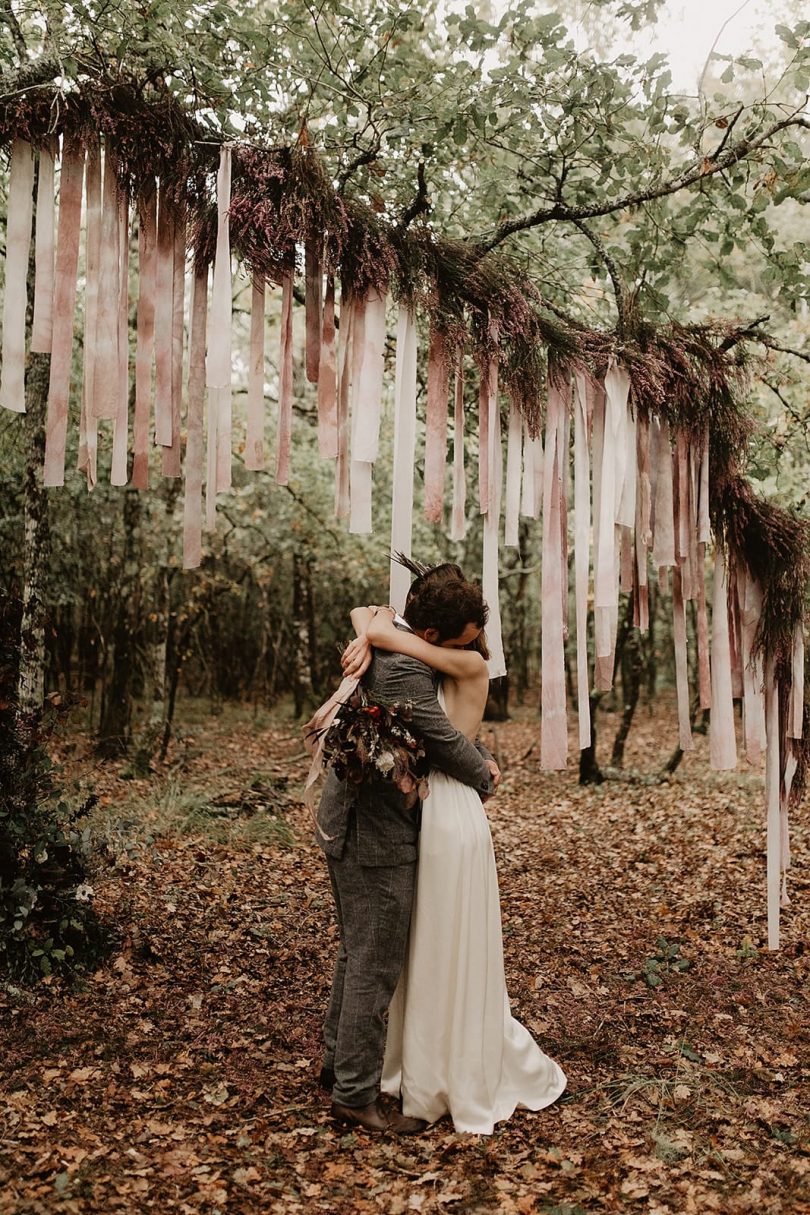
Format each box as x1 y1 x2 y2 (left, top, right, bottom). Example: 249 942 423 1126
342 604 389 679
366 609 487 680
349 606 375 637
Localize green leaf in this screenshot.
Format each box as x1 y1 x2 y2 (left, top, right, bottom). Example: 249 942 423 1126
775 24 799 49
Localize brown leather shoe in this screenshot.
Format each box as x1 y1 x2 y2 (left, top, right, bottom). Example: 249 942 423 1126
331 1098 426 1135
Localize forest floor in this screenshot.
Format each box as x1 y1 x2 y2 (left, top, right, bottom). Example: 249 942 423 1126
0 695 808 1215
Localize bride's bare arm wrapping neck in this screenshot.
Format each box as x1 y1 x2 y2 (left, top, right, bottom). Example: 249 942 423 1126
347 606 493 748
359 608 487 682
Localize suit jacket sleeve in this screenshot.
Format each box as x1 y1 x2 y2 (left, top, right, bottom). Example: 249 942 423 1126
385 656 494 795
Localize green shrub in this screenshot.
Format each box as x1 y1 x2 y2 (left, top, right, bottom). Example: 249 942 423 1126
0 594 112 982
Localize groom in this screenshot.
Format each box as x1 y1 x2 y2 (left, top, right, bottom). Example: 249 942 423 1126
316 566 500 1134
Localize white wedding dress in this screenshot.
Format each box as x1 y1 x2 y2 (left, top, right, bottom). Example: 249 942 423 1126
381 705 567 1134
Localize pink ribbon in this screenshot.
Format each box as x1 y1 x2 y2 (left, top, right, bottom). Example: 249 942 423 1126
573 371 592 749
317 276 338 458
111 190 130 486
161 208 185 478
93 144 121 422
245 274 266 471
77 143 100 484
424 326 449 524
44 141 85 487
449 345 467 543
183 265 208 569
541 380 568 768
132 186 157 489
31 140 56 355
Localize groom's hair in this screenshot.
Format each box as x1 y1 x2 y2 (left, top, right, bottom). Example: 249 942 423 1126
403 570 490 644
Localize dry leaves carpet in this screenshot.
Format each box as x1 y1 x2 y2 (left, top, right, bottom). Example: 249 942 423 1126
1 696 808 1215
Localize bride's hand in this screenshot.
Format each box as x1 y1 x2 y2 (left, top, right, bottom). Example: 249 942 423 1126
341 635 373 679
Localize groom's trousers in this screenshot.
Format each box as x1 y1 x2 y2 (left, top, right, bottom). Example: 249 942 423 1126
324 823 415 1108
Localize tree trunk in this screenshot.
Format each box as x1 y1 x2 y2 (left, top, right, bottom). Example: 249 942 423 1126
579 692 605 784
292 549 315 716
484 675 509 721
96 489 141 757
611 600 643 767
17 352 51 716
133 487 176 773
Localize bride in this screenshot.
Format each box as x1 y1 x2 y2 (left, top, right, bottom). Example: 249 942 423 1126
345 598 566 1135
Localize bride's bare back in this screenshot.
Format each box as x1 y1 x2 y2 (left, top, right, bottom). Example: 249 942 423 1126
435 675 488 741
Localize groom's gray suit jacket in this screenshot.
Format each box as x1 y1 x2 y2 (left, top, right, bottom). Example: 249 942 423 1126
317 646 494 867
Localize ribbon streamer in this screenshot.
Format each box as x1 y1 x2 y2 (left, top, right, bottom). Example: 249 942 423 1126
482 354 506 679
351 290 387 462
672 564 693 752
504 394 522 547
111 192 130 486
206 147 233 496
573 371 592 750
92 144 121 422
161 209 185 478
154 183 174 446
317 276 338 458
245 274 266 471
0 139 34 413
541 381 568 767
276 271 294 487
788 625 804 741
478 373 489 516
183 265 208 569
305 238 322 384
595 364 628 658
349 288 387 534
44 143 85 487
132 187 157 489
389 307 418 612
449 346 467 543
739 568 765 762
764 657 780 950
709 546 737 770
31 140 56 354
695 543 712 710
334 294 352 519
424 326 449 524
77 143 101 486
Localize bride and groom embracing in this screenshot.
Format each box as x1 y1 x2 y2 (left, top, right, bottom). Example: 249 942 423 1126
313 558 566 1136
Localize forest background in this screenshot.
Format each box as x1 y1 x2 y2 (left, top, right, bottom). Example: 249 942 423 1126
0 2 809 1212
1 0 808 766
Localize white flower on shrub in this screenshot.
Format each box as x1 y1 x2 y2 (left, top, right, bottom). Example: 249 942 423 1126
74 884 95 903
35 849 48 863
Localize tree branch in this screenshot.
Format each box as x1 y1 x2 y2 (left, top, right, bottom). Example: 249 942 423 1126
717 314 769 351
570 217 628 336
396 160 430 232
476 112 810 253
0 54 62 99
336 138 380 193
1 0 27 59
754 335 810 365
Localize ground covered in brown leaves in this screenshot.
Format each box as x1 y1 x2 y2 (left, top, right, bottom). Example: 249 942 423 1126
1 696 808 1215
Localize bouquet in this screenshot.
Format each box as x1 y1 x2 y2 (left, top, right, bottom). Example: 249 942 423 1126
314 684 430 809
